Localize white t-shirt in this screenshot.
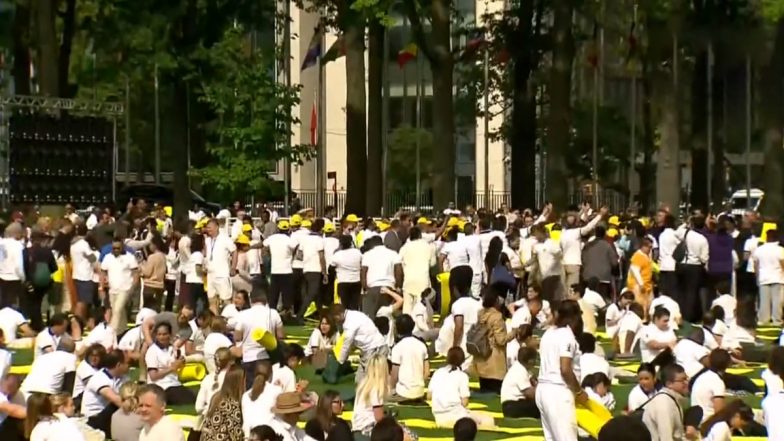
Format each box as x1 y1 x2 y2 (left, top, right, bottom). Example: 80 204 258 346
81 368 123 417
336 310 386 363
510 306 532 328
583 289 606 314
762 368 784 395
639 324 676 363
29 417 86 441
763 391 784 441
331 248 362 283
428 366 470 420
72 360 97 398
702 420 731 441
352 389 384 434
203 332 232 374
184 251 204 284
390 336 428 399
101 253 138 292
271 364 297 393
235 304 283 363
538 326 578 386
627 384 657 411
262 234 297 275
451 297 482 348
711 294 737 326
21 350 77 395
460 234 483 276
205 233 236 278
145 344 182 389
691 370 726 422
440 241 470 269
658 228 679 272
139 415 186 441
650 295 682 329
241 383 283 437
305 329 335 357
118 327 142 352
579 352 610 382
362 246 402 288
298 234 325 273
33 329 61 359
673 338 710 378
324 237 340 267
0 349 11 380
753 242 784 285
70 239 95 281
500 362 533 403
0 307 27 344
84 322 117 350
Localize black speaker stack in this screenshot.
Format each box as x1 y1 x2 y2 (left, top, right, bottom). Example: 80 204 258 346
8 113 113 205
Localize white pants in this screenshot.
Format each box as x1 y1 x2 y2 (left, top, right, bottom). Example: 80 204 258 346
470 272 482 299
535 383 578 441
109 288 133 333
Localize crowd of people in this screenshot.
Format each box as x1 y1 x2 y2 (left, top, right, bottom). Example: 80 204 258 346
0 198 782 441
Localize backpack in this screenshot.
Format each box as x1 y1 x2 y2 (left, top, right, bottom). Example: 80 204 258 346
31 261 52 288
672 229 690 264
465 319 492 358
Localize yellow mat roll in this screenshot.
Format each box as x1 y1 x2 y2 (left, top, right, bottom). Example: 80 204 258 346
178 363 206 383
333 279 340 304
333 333 345 359
436 272 451 317
576 398 613 438
9 365 31 375
251 327 278 351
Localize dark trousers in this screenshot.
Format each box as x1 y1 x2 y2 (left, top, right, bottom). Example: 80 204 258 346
362 286 383 318
338 282 362 310
242 359 272 390
299 272 324 317
21 285 48 331
292 268 304 313
449 266 474 298
0 279 23 309
184 283 207 313
86 403 119 437
724 372 760 394
270 274 294 311
676 264 705 323
0 416 24 441
659 271 678 298
164 278 177 311
478 378 502 394
321 267 336 308
165 385 196 405
502 399 541 419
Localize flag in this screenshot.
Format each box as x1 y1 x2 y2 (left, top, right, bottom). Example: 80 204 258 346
301 25 323 71
321 35 346 65
309 100 318 146
586 21 599 68
458 34 485 62
397 43 418 69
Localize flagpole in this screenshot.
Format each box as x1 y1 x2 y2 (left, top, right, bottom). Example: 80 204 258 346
592 49 599 207
483 42 490 209
745 54 751 209
629 3 637 196
707 41 714 209
154 62 161 184
402 17 409 127
316 40 325 216
381 25 390 216
283 0 292 216
415 48 422 211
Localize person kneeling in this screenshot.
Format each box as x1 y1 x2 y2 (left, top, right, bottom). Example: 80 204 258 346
500 347 540 419
82 350 129 437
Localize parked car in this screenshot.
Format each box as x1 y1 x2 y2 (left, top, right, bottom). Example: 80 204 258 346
117 184 221 216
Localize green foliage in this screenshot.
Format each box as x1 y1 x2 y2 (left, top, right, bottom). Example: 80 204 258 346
196 27 311 195
387 126 434 192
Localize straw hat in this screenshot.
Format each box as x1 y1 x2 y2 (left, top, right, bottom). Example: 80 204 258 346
272 392 311 414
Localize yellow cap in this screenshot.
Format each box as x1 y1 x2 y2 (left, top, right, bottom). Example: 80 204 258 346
608 216 620 226
235 235 250 245
290 214 302 226
607 228 619 238
323 223 336 233
277 220 290 231
301 219 312 228
242 224 253 232
457 220 466 231
163 206 172 217
417 217 431 225
377 221 390 232
345 214 360 223
639 217 650 228
195 218 209 229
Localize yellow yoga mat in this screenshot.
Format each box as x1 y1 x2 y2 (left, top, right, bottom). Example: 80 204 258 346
726 368 754 375
10 365 31 375
333 333 345 359
576 398 613 438
333 280 340 304
752 378 765 387
251 328 278 351
436 272 451 317
178 363 206 382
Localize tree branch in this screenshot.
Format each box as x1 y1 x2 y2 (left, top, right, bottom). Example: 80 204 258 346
402 0 437 64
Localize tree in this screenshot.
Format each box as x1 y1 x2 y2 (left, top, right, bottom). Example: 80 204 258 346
386 126 434 194
196 27 311 197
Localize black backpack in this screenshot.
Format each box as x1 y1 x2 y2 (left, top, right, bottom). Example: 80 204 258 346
465 319 492 358
672 229 690 264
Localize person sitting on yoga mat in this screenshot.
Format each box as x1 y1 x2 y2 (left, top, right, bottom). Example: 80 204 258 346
639 307 676 363
699 399 755 441
616 302 644 357
500 346 540 419
674 329 711 379
50 393 104 441
0 306 35 349
72 344 106 410
604 289 634 348
428 347 494 429
111 382 144 441
24 392 85 441
763 352 784 440
144 322 195 405
506 323 537 369
390 314 429 403
691 349 731 423
0 374 26 441
33 313 69 359
21 337 76 400
221 290 249 331
577 333 610 382
626 363 659 412
762 347 784 396
82 349 129 436
304 390 351 441
582 372 616 411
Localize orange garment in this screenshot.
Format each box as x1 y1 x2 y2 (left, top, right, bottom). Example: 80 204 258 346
626 249 653 294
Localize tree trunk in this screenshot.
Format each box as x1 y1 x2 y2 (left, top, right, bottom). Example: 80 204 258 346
509 0 537 209
640 59 656 211
32 0 58 96
342 14 368 216
12 1 31 95
429 0 455 210
366 20 383 216
655 76 680 212
690 51 708 211
58 0 77 98
544 0 574 209
759 18 784 220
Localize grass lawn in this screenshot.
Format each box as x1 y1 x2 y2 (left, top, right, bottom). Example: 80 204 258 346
9 323 781 441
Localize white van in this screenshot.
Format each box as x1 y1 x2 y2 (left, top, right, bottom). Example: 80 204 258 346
730 189 764 216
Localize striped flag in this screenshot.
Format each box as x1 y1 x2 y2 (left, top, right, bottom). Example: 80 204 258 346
397 43 418 69
309 100 318 146
301 25 324 71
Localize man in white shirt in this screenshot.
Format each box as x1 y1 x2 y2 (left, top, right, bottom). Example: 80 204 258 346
657 214 679 297
70 223 98 321
459 224 484 298
763 363 784 440
137 384 185 441
639 307 677 363
33 313 69 359
204 219 237 313
101 240 140 332
296 219 327 324
83 349 128 437
360 236 402 318
691 349 730 422
399 228 436 314
331 304 387 384
0 223 25 309
0 306 35 349
234 289 285 389
21 337 77 399
560 207 606 288
262 220 298 312
674 215 710 323
528 224 564 302
390 315 429 401
577 333 610 382
753 229 784 325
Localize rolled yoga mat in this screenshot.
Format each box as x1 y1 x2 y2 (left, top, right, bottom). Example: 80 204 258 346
251 328 278 351
178 362 206 382
436 272 451 318
575 398 613 439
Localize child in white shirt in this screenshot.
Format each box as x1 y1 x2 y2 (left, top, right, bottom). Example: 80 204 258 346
500 346 540 418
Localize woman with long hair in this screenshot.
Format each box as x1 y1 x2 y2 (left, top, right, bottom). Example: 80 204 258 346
351 354 390 437
140 235 167 306
242 361 283 437
25 392 85 441
49 393 104 441
193 347 234 441
200 364 245 441
144 322 195 405
111 382 144 441
304 390 350 441
472 287 514 394
700 399 754 441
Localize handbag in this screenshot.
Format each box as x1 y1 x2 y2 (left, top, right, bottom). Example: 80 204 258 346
311 348 328 370
490 263 516 289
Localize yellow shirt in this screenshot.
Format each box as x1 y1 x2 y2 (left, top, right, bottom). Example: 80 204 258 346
627 250 653 294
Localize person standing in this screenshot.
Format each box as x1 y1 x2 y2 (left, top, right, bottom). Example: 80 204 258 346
560 207 606 288
627 237 655 320
657 214 679 299
399 228 436 314
22 229 57 331
675 215 710 323
101 239 140 332
528 225 564 303
233 289 284 389
581 226 620 299
262 220 298 313
297 219 327 324
0 223 27 309
204 219 237 314
752 229 784 326
330 235 362 310
137 384 185 441
70 223 98 321
535 300 586 441
360 236 402 318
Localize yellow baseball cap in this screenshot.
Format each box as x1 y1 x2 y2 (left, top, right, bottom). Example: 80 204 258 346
242 224 253 232
290 214 302 226
447 217 461 228
301 219 313 228
607 227 619 238
377 221 390 232
195 218 209 229
235 235 250 245
323 222 336 233
345 214 360 223
417 217 432 225
277 220 290 231
608 216 620 226
163 206 172 217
